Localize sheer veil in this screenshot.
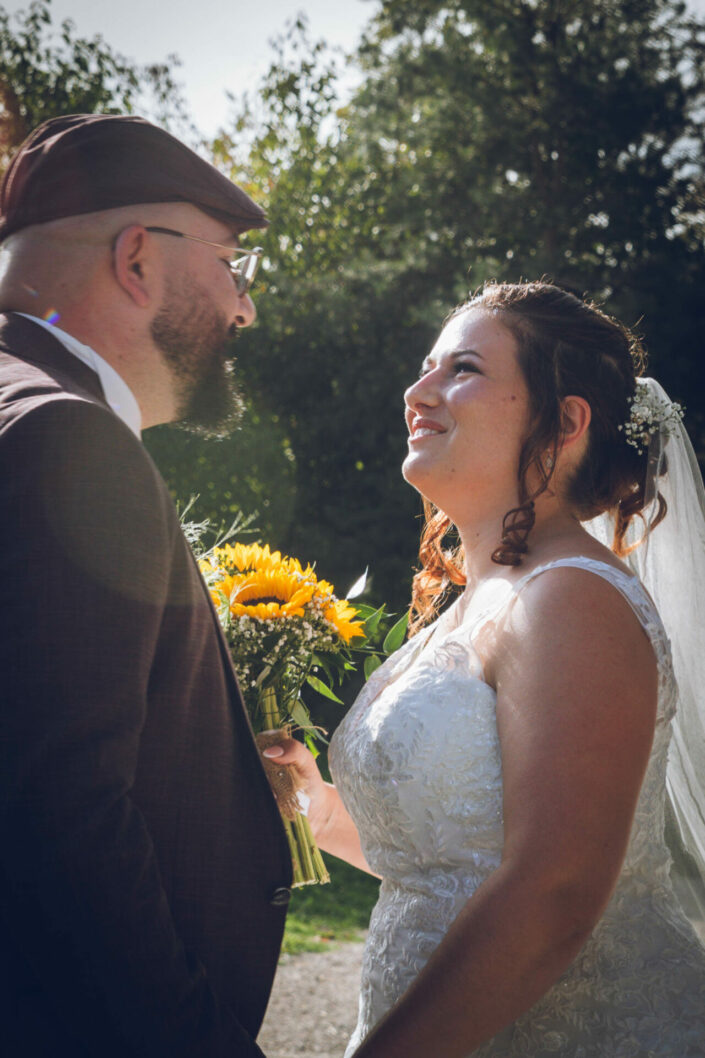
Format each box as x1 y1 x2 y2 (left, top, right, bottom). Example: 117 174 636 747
584 378 705 934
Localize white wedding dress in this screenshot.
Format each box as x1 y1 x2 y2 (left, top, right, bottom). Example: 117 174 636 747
329 557 705 1056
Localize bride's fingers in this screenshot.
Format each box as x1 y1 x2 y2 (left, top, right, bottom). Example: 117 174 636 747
262 737 314 770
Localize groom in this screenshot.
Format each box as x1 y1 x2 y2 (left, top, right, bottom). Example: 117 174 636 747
0 114 291 1056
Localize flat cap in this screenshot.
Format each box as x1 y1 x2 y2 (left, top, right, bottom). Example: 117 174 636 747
0 113 267 242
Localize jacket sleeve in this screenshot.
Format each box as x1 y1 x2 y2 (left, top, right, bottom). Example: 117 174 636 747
0 397 267 1057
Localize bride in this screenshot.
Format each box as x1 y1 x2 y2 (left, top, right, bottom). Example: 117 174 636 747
264 281 705 1055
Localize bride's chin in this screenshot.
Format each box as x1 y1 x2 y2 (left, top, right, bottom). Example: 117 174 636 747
402 460 444 507
401 455 426 490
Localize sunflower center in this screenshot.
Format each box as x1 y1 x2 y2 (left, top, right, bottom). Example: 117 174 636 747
244 595 284 606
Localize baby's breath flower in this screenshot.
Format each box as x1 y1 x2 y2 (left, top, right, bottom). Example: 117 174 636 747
185 527 373 888
619 383 684 455
196 539 365 715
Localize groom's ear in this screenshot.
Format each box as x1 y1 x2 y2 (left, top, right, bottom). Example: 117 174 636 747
112 225 155 308
559 395 591 451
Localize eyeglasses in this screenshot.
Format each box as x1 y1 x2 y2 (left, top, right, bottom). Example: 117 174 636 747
145 226 263 295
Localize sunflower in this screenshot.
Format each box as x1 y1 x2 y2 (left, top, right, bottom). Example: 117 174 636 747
185 523 379 887
323 597 366 643
217 568 316 621
208 541 285 576
201 537 365 639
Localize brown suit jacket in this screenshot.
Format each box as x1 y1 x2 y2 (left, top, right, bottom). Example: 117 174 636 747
0 313 292 1057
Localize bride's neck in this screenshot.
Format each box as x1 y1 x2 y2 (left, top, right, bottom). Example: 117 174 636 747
458 498 584 589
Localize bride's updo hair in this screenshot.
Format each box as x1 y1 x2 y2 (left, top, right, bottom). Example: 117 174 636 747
410 280 666 633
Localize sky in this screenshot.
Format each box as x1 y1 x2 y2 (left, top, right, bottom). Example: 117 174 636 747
8 0 705 138
32 0 378 137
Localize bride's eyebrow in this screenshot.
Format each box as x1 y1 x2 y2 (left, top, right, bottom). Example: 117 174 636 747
453 348 484 360
421 348 484 371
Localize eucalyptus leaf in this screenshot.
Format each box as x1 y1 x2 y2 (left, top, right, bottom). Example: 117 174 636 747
306 674 343 704
291 700 314 730
364 605 386 637
311 653 335 682
364 654 383 680
383 611 409 655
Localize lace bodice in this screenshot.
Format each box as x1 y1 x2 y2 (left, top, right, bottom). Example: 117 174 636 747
329 558 705 1056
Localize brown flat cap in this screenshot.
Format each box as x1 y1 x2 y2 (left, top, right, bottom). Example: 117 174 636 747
0 113 267 241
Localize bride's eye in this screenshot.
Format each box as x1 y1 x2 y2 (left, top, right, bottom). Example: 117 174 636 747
453 360 480 375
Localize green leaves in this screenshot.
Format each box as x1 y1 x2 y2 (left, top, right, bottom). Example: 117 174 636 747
356 604 386 638
305 674 343 704
154 0 704 640
0 0 193 173
363 654 383 680
383 611 409 654
302 598 409 703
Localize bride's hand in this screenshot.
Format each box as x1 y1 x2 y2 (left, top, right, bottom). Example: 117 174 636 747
262 736 375 874
261 736 332 836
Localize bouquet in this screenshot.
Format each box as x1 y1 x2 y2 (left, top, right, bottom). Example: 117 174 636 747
197 540 371 886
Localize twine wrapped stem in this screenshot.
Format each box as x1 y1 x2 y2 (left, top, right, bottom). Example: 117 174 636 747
256 686 330 886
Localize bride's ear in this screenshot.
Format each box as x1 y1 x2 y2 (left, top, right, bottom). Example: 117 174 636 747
559 395 591 452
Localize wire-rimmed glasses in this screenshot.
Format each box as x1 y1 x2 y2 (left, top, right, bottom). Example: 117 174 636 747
145 226 263 295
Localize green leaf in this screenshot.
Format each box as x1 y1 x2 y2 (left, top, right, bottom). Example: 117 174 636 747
363 605 386 637
364 654 383 680
290 699 314 729
382 611 409 654
311 652 335 682
306 674 343 704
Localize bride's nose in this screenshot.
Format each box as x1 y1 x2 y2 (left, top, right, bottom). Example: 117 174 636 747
404 373 441 410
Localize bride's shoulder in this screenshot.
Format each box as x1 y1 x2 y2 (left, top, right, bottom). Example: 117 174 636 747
495 555 662 679
485 564 658 728
510 554 654 622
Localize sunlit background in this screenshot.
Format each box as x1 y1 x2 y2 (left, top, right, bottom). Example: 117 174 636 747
2 0 704 621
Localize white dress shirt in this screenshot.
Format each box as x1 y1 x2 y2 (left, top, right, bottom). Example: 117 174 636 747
17 313 142 438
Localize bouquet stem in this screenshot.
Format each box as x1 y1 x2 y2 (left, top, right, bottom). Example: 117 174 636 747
258 686 330 887
261 685 281 731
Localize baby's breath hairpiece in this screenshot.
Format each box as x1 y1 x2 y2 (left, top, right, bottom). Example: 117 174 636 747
618 381 685 455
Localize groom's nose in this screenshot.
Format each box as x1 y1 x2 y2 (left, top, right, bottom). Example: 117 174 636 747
233 291 256 328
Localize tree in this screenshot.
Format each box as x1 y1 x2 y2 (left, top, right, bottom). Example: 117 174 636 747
351 1 705 273
346 0 705 436
0 0 192 169
164 1 704 613
148 19 428 609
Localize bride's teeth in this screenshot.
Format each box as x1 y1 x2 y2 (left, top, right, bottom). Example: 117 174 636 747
414 427 441 437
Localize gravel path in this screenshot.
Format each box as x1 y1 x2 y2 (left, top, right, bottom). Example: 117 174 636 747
258 940 365 1058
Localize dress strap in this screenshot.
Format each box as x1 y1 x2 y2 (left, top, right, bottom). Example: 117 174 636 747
511 556 653 625
505 557 675 714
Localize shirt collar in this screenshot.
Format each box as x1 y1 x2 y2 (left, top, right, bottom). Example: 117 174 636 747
17 314 142 439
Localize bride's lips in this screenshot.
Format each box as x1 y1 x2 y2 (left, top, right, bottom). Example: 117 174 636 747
408 416 447 443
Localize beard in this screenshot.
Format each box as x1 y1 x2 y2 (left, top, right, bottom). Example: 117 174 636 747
150 276 245 439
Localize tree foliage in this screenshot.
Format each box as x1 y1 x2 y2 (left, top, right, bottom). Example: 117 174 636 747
2 0 703 612
154 1 705 612
347 0 705 420
150 18 434 609
0 0 192 169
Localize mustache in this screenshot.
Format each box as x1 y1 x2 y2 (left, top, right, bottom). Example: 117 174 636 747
222 324 240 361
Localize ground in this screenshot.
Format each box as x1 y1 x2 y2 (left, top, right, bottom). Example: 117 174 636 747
258 939 365 1058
